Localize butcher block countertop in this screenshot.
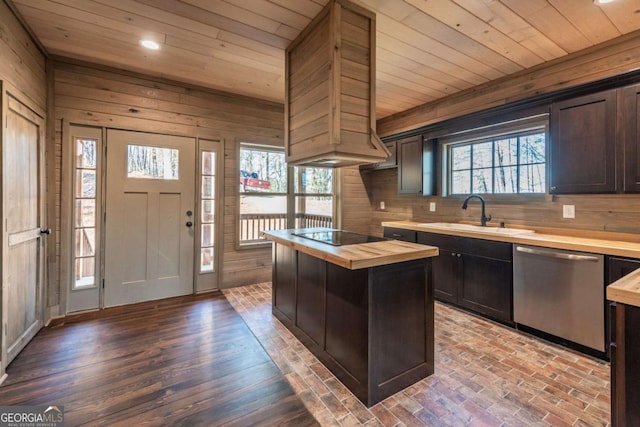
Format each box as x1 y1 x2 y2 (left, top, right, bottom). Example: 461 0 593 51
262 229 438 270
384 220 640 308
383 221 640 259
608 269 640 307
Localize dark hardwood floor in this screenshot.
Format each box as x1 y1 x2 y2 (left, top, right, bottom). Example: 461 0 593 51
0 293 317 426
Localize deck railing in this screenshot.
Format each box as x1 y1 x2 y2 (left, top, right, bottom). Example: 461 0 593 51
239 213 333 242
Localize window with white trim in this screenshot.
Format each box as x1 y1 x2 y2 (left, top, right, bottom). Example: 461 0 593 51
239 144 335 245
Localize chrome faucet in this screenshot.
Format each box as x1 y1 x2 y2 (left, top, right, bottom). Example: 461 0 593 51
461 194 492 226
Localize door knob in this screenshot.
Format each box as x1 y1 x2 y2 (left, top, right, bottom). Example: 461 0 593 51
40 228 51 235
186 221 193 228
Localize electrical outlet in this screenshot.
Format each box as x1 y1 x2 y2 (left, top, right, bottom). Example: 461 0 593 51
380 201 385 210
563 205 575 219
429 202 436 212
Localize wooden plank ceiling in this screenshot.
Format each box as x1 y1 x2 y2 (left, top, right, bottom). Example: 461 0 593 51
11 0 640 119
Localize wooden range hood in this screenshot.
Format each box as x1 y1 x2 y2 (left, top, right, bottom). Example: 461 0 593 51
284 0 389 168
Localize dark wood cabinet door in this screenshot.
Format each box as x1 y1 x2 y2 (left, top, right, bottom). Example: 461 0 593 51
611 303 640 427
397 135 423 194
273 243 297 321
325 264 369 386
622 83 640 192
417 232 460 303
296 252 325 346
550 90 617 194
431 250 460 304
459 255 513 322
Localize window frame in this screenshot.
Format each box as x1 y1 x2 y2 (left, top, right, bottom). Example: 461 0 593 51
441 116 549 198
237 143 337 248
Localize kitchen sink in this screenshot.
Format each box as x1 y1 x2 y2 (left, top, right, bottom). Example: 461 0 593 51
418 222 535 236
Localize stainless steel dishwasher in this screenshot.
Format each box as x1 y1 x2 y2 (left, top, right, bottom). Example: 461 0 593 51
513 245 604 352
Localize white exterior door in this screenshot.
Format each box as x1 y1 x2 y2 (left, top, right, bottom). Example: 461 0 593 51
104 130 195 307
2 94 45 367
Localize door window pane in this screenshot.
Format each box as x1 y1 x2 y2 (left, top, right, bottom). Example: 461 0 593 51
200 150 216 273
75 229 96 257
76 139 96 168
201 224 215 247
202 200 215 223
76 170 96 198
127 145 179 180
75 257 95 288
202 176 214 199
201 248 214 272
73 137 99 289
75 199 96 227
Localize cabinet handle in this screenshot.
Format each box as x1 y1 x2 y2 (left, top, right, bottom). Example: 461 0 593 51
550 186 557 192
515 246 599 262
609 302 617 345
451 252 456 256
457 253 462 258
392 233 402 238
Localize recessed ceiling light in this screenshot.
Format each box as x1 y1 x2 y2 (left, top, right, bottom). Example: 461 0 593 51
140 39 160 50
594 0 616 4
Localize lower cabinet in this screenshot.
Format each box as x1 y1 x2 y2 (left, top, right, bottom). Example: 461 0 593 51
610 302 640 427
607 256 640 427
417 232 513 323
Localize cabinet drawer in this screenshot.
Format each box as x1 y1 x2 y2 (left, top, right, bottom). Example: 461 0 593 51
383 227 417 243
417 232 460 250
418 232 512 261
462 238 512 261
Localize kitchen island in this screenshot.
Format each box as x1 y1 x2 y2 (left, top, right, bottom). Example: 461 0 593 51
262 228 439 407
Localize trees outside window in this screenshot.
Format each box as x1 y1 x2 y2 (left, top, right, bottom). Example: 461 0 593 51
449 129 546 195
239 144 335 244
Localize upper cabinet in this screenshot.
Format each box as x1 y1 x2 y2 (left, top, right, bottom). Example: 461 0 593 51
550 90 617 194
550 83 640 194
397 135 436 195
622 83 640 193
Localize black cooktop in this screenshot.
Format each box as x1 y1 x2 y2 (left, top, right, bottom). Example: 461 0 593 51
292 230 388 246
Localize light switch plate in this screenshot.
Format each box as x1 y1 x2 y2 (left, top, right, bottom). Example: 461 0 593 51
563 205 575 219
429 202 436 212
380 201 385 210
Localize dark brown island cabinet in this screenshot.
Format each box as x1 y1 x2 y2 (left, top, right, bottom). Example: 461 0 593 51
607 257 640 427
263 229 437 407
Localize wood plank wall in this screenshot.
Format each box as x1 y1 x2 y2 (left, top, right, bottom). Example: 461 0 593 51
51 60 284 307
377 29 640 137
0 0 46 110
362 168 640 237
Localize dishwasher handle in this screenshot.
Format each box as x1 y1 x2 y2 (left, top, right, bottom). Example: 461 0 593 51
515 246 600 262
